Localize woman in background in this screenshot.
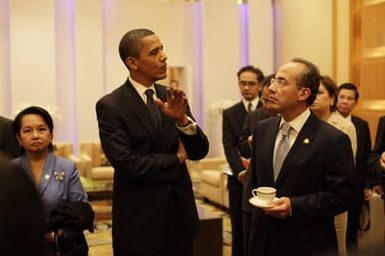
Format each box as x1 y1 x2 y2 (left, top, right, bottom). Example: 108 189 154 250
311 75 357 256
13 106 93 256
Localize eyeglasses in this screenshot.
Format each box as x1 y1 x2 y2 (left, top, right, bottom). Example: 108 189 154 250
270 78 288 87
239 80 258 87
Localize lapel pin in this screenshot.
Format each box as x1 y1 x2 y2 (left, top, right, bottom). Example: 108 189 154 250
45 174 50 180
303 138 310 144
54 171 65 181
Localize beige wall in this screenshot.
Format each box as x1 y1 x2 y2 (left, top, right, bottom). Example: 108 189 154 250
0 0 347 157
274 0 334 73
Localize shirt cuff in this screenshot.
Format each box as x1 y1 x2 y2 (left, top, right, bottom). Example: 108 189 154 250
238 170 247 178
176 116 198 135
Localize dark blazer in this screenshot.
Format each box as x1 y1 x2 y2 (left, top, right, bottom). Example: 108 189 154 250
239 108 272 213
248 112 355 256
222 100 262 191
369 116 385 180
96 80 209 255
223 102 248 191
238 108 271 159
351 115 372 190
0 116 21 159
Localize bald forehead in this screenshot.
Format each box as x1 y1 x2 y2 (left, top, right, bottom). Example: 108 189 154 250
279 61 305 73
276 61 305 81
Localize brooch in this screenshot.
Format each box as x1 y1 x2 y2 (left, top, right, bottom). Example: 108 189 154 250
303 138 310 144
53 171 65 181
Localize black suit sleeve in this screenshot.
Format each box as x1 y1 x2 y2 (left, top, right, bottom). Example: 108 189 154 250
0 117 21 159
238 114 252 159
222 109 245 177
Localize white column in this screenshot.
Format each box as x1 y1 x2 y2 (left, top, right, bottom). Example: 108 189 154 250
54 0 78 149
74 0 104 144
249 0 274 74
0 0 11 116
273 0 333 73
10 0 56 113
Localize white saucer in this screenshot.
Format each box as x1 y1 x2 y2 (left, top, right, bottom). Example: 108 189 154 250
249 197 279 209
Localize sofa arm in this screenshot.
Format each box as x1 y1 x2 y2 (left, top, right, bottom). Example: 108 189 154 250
80 154 94 178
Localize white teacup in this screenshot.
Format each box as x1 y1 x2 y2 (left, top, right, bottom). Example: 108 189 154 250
252 186 276 203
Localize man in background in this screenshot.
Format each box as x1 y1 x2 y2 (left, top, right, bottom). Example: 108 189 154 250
222 65 264 256
248 58 354 255
0 116 21 159
337 82 372 248
96 28 209 256
237 73 276 255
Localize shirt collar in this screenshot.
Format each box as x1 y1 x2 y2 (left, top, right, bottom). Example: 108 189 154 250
129 77 156 102
279 108 311 134
336 111 352 122
242 95 260 110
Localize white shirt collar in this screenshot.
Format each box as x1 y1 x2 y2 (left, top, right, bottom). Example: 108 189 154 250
336 111 352 122
242 95 260 111
279 108 311 135
129 77 156 103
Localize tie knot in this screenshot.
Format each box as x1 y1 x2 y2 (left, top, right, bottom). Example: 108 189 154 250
145 89 155 99
281 123 291 136
247 102 253 112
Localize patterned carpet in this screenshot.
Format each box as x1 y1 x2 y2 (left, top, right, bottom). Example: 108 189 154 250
85 198 231 256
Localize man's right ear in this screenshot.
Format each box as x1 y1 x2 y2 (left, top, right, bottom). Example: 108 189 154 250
126 57 138 70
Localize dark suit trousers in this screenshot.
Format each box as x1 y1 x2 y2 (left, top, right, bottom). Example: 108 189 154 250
115 194 193 256
242 211 251 256
229 189 243 256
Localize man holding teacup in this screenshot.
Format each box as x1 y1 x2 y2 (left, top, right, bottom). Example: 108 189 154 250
247 58 355 255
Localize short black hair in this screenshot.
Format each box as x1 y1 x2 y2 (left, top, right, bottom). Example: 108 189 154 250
237 65 264 83
338 82 359 101
118 28 155 66
291 57 321 106
261 73 275 89
13 106 54 152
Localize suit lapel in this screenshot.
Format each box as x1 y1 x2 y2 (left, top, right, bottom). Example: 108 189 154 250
155 84 168 132
122 81 159 140
39 153 56 195
265 117 281 185
275 113 320 186
235 102 247 124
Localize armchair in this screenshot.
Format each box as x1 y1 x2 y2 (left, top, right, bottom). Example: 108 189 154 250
53 142 85 176
196 157 229 208
79 141 114 186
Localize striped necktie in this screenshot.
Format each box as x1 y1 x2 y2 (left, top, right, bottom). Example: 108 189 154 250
274 123 291 181
145 89 161 129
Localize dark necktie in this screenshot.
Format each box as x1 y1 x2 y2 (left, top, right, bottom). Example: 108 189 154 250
247 102 253 112
145 89 161 129
274 123 291 181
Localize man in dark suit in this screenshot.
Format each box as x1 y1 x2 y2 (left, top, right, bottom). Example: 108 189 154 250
248 58 355 255
237 74 277 256
337 83 372 247
96 28 209 256
0 116 21 159
222 65 264 256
